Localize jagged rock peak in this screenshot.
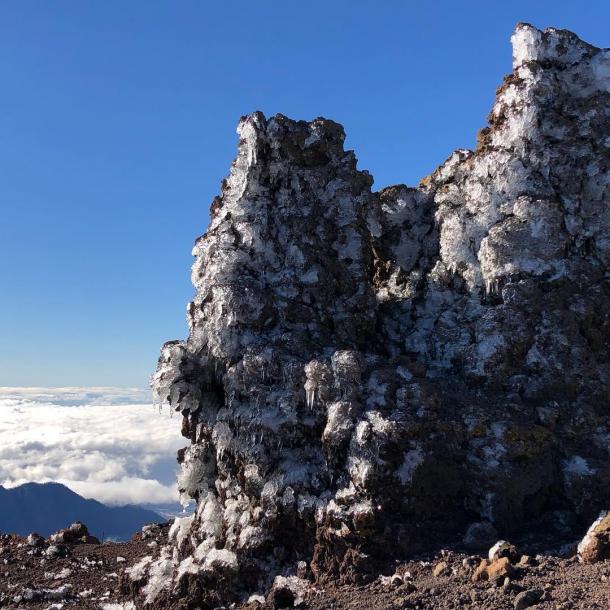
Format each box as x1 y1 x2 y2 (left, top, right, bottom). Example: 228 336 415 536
184 111 378 364
408 21 610 377
143 24 610 609
511 22 602 69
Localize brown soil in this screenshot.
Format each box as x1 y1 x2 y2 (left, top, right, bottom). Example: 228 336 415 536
240 551 610 610
0 528 165 609
1 527 609 609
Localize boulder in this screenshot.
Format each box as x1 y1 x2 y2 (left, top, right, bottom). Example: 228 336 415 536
577 511 610 564
432 561 450 577
488 540 519 563
471 557 514 582
142 23 610 608
514 588 543 610
26 533 44 548
49 522 99 545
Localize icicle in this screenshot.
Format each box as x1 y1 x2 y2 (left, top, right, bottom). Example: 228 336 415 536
306 387 314 409
484 277 501 296
305 379 317 409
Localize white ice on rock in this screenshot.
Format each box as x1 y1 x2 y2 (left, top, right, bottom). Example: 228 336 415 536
397 447 424 485
125 556 152 582
143 23 610 607
141 547 174 604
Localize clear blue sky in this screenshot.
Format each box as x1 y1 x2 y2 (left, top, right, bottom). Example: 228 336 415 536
1 1 608 387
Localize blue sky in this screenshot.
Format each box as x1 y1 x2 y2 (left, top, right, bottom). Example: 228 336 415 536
1 1 608 386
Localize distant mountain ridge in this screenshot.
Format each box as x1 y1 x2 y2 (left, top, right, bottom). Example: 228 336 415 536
0 482 163 540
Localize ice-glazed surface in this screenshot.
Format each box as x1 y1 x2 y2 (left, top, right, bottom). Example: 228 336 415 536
141 23 610 609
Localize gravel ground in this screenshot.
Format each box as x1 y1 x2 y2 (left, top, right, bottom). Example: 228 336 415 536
1 525 609 609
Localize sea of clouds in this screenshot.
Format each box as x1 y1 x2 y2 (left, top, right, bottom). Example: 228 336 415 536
0 387 184 506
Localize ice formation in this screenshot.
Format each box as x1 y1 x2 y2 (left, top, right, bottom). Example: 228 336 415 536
142 24 610 608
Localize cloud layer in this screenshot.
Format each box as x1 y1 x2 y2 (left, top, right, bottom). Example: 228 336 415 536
0 387 184 506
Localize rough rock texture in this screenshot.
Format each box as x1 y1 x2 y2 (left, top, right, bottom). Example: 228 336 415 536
146 23 610 608
577 511 610 563
0 523 169 609
3 525 610 609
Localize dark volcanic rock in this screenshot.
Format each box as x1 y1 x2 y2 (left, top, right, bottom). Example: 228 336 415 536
139 23 610 609
50 521 99 545
1 530 609 609
463 521 499 551
513 588 543 610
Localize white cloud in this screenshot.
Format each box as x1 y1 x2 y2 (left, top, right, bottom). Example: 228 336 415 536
0 386 153 405
0 387 184 506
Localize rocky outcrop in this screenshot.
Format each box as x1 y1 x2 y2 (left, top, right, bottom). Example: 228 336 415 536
145 23 610 608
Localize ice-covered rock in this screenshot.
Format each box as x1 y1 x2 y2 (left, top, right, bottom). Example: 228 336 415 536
144 23 610 608
488 540 519 562
20 584 73 603
49 521 98 545
26 533 44 548
577 511 610 563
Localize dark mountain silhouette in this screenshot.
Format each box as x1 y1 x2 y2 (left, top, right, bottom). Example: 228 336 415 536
0 482 164 540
